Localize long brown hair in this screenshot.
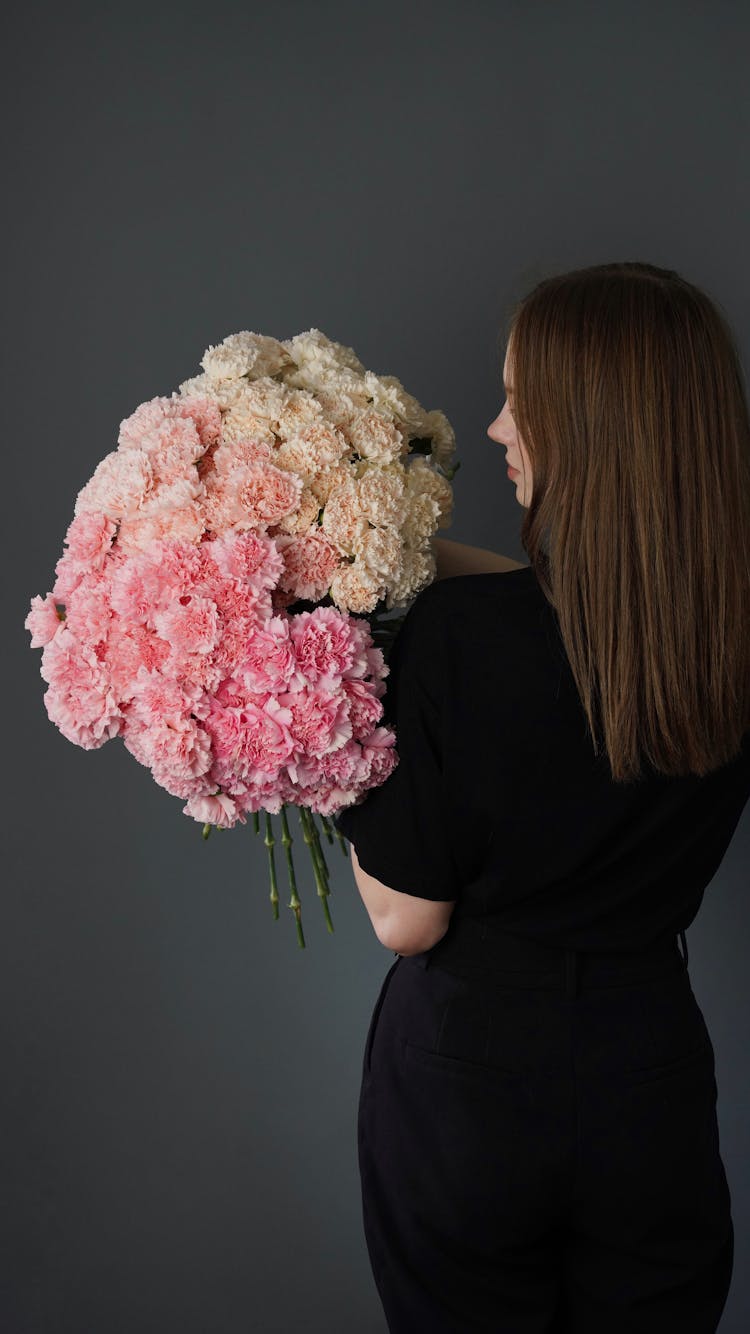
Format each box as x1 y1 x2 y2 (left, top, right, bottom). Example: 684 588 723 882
503 260 750 783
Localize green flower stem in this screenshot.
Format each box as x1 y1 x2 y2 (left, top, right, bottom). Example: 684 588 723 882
299 807 334 934
202 823 212 840
306 810 335 934
252 811 260 836
317 813 334 844
279 805 305 949
263 811 281 922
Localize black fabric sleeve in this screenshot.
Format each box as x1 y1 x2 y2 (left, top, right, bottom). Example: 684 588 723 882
332 581 460 901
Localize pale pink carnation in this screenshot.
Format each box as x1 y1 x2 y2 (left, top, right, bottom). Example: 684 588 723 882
52 549 90 602
148 538 208 592
123 711 213 797
65 572 113 647
147 719 214 786
118 394 221 453
40 625 123 748
152 595 220 656
25 594 64 647
208 530 284 591
213 675 248 709
274 533 342 602
136 475 204 516
106 623 171 701
74 449 154 518
63 511 118 567
127 668 208 729
210 438 274 477
114 504 205 555
108 562 157 625
160 644 224 695
222 462 303 530
142 416 204 466
360 727 401 781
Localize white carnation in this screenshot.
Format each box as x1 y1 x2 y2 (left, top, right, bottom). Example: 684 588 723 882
200 331 292 381
177 372 243 410
357 466 405 527
422 408 457 472
328 561 385 616
362 371 428 437
401 492 442 543
281 328 367 379
384 545 438 612
347 409 406 465
354 524 403 580
405 455 454 526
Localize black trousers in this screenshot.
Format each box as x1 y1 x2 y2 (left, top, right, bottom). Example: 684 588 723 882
357 926 733 1333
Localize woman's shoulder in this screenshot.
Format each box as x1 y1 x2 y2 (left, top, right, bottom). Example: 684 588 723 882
427 565 539 603
393 566 545 649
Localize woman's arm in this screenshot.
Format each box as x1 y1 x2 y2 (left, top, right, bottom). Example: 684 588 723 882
431 536 528 580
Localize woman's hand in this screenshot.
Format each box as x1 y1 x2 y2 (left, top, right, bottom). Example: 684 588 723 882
431 536 528 580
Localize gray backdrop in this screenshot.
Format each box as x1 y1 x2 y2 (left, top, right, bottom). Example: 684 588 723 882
4 1 749 1330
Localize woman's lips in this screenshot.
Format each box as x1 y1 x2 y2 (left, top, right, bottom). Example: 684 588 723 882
507 464 519 475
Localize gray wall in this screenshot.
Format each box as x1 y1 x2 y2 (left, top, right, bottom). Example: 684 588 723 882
4 1 749 1330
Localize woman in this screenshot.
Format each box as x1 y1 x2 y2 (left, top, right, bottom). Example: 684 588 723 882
333 261 750 1333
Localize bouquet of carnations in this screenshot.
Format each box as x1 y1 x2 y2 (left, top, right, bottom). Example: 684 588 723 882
25 329 459 946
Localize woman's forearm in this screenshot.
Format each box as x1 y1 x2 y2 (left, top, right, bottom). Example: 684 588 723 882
432 537 528 579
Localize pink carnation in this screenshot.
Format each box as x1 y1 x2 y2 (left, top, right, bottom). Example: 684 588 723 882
278 681 352 758
205 694 295 783
237 617 295 693
183 791 246 828
40 626 123 749
340 677 388 741
289 605 363 684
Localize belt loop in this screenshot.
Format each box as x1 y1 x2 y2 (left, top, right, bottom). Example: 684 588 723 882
564 948 579 997
677 928 689 970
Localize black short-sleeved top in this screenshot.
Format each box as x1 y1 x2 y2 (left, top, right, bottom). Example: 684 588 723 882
333 565 750 955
